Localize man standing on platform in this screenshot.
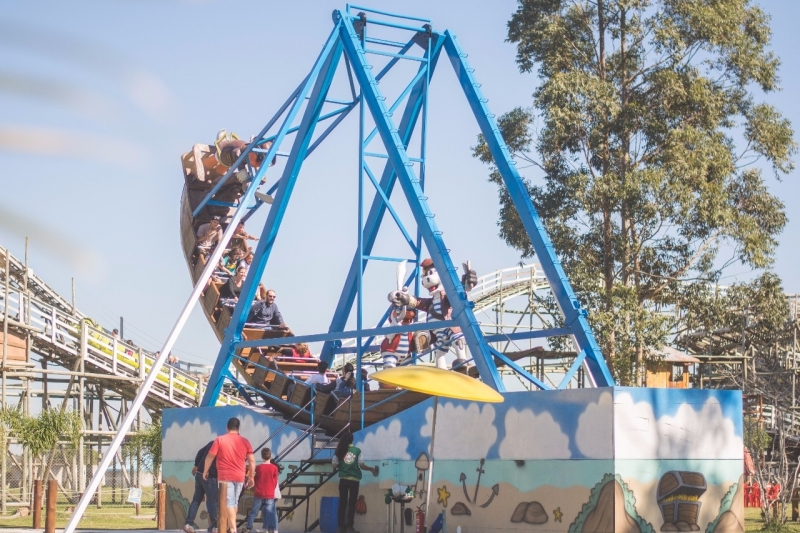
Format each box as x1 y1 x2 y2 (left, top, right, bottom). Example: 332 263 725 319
203 418 255 533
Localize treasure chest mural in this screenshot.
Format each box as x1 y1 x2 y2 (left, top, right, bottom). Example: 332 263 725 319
657 471 707 532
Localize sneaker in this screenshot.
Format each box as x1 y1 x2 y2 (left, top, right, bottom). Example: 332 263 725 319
184 524 196 533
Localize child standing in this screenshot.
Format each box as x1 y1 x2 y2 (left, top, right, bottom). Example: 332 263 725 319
246 448 280 533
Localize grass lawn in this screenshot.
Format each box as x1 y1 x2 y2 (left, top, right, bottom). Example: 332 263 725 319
0 505 156 530
745 507 800 532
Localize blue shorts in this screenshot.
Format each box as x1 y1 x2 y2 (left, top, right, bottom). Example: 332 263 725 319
225 481 243 508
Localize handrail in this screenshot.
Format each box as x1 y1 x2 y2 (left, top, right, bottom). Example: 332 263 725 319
252 389 317 453
275 394 355 464
0 269 240 408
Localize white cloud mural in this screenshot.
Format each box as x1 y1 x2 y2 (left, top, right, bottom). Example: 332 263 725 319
356 419 410 461
498 408 571 459
275 430 312 462
238 414 271 445
575 391 613 458
421 402 497 459
614 392 743 459
162 419 217 461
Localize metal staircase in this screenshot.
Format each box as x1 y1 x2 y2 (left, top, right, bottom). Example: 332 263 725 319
0 245 241 410
243 396 358 530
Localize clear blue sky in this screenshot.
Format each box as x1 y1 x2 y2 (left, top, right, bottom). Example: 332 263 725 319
0 1 797 365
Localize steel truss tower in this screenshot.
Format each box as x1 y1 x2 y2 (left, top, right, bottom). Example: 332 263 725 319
199 5 614 407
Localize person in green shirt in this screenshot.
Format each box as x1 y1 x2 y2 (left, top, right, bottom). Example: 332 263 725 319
331 433 378 533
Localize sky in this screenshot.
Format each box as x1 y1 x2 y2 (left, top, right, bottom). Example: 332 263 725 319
0 0 797 367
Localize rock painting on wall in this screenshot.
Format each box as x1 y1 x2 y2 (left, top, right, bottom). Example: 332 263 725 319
705 477 744 533
569 473 655 533
166 485 190 530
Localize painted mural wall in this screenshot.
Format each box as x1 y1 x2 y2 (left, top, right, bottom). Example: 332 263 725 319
161 387 743 533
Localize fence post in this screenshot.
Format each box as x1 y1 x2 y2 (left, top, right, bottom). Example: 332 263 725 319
218 482 228 533
45 479 57 533
33 479 43 528
157 482 166 530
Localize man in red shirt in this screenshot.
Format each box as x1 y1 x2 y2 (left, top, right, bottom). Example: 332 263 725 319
203 417 256 533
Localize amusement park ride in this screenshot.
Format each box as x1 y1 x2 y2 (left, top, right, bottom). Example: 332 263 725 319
66 6 615 531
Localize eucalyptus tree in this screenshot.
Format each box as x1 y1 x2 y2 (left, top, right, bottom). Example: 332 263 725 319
475 0 796 383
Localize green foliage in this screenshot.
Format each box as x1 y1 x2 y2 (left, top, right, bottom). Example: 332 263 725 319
124 418 162 477
13 409 82 460
744 417 772 454
475 0 796 382
0 406 23 455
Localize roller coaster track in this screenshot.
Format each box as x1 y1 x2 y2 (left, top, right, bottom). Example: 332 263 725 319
0 245 241 410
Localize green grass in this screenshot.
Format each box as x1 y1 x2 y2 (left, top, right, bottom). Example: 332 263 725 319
746 507 800 532
0 505 156 530
0 488 157 530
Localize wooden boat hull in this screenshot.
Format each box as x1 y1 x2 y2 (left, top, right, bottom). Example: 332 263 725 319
260 387 430 435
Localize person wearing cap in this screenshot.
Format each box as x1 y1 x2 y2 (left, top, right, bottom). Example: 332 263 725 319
196 217 223 257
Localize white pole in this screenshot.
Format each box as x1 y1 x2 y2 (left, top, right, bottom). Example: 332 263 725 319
424 397 438 529
64 209 249 533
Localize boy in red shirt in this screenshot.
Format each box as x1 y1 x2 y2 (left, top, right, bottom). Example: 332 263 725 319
245 448 280 533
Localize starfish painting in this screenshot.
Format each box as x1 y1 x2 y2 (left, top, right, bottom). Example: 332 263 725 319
553 507 563 522
437 486 451 507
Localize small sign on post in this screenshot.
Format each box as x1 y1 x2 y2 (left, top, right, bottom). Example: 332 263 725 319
127 487 142 505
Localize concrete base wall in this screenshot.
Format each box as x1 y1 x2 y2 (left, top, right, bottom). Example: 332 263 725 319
162 387 743 533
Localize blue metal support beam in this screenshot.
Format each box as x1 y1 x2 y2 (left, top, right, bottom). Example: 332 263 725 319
202 24 344 406
200 6 612 407
338 12 505 391
319 33 444 363
443 31 614 387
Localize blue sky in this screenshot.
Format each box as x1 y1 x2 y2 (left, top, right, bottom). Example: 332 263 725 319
0 1 797 366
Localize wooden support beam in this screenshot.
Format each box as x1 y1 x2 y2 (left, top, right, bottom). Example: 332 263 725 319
45 479 57 533
218 482 228 533
32 479 43 528
156 482 166 530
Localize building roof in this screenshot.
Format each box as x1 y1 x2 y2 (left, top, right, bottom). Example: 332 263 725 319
650 346 701 364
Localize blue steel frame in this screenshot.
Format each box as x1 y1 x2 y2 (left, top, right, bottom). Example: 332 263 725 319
200 6 613 408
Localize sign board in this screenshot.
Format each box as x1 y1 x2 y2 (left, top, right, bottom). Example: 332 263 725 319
127 487 142 505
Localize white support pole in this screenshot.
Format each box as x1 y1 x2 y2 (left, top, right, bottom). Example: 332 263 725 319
423 397 438 529
64 203 251 533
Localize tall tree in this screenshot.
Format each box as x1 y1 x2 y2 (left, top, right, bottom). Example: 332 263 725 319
474 0 796 383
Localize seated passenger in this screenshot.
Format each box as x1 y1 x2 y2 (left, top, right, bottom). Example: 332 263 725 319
195 217 223 257
361 368 371 391
306 361 334 392
239 251 254 273
218 266 246 305
332 363 357 401
295 343 314 359
220 247 246 276
230 222 258 251
247 289 288 331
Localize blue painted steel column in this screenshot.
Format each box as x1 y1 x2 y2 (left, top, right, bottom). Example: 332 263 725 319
201 26 344 406
319 34 445 364
443 31 614 387
338 12 505 391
